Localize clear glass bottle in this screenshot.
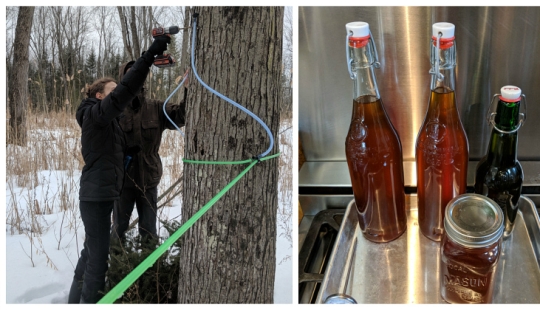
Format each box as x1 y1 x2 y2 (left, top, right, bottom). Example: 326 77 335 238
416 22 469 242
345 22 407 243
440 194 504 304
474 86 525 236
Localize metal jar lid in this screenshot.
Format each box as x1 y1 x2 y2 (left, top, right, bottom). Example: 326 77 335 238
444 194 504 248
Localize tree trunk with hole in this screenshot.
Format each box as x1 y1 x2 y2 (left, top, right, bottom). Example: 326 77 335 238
178 7 283 303
8 6 34 146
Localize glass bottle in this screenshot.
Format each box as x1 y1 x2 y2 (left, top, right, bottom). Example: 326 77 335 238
440 194 504 304
344 22 407 243
474 86 525 236
416 22 469 242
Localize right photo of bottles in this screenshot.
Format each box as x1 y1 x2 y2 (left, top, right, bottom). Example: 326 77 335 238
298 7 540 304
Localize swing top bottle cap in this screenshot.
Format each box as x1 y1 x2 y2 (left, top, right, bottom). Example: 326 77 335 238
346 22 370 38
501 86 521 102
432 22 455 39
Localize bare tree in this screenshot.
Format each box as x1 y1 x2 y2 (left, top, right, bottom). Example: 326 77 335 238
6 7 19 66
281 6 293 117
28 7 50 111
6 6 187 116
8 6 35 146
129 7 141 57
117 6 134 60
178 6 283 303
93 7 119 77
117 6 156 61
47 7 91 110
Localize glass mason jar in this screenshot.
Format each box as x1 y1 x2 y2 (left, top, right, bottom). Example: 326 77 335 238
440 194 504 304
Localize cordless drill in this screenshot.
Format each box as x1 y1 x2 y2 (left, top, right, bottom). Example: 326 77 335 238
151 26 180 68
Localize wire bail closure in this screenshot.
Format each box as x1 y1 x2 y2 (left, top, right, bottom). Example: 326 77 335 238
486 93 527 134
369 30 381 69
429 32 444 82
346 31 356 80
346 30 380 80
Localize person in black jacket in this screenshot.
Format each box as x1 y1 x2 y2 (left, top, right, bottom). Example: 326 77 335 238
68 35 170 304
111 61 186 242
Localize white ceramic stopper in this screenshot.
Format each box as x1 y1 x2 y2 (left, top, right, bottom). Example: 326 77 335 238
501 86 521 101
432 22 455 38
346 22 370 38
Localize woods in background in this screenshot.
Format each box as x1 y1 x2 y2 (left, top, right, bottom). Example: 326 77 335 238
6 6 186 115
6 6 292 114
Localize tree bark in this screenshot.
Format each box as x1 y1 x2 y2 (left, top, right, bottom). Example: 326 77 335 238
117 6 134 60
8 6 34 146
177 6 191 103
178 6 283 304
129 7 141 58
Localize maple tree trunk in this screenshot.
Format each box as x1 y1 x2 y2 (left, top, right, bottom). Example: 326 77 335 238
8 6 34 146
178 6 283 303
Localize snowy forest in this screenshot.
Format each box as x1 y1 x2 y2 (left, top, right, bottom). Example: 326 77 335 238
6 6 293 304
5 6 293 115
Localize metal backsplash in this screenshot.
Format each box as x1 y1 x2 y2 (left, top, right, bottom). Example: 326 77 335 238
299 7 540 162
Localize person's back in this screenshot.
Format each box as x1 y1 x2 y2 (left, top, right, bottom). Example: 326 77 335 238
76 89 126 202
112 61 186 241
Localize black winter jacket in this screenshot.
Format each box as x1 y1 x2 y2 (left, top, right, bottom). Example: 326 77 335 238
76 57 152 201
118 61 186 189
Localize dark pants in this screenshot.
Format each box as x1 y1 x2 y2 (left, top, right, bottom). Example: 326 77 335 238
68 200 114 304
111 185 158 241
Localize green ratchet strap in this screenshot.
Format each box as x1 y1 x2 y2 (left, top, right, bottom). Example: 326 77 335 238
98 152 280 304
183 152 281 165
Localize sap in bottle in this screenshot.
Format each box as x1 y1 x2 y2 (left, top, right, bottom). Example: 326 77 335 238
416 22 469 242
344 22 406 243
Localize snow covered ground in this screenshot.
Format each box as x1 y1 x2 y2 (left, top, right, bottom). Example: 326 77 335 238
5 114 292 304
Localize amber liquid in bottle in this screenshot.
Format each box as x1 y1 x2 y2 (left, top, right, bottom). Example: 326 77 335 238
440 234 501 303
346 95 407 243
416 87 469 241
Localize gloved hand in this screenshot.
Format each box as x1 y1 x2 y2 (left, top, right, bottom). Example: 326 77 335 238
142 35 170 64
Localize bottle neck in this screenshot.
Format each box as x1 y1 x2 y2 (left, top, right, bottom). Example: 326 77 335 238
486 99 520 165
349 39 380 100
495 99 521 131
486 130 518 165
425 38 459 119
430 40 456 91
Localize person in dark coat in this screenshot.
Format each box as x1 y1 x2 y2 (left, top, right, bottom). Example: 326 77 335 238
111 60 186 241
68 35 170 304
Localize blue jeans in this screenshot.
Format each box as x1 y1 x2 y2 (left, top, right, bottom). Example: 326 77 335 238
111 185 158 241
69 200 114 303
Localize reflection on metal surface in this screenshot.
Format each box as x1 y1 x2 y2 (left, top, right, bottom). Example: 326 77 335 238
298 209 344 303
407 197 419 303
299 7 540 162
316 195 540 303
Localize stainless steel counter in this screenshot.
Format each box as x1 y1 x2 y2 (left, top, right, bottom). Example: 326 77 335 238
316 195 540 304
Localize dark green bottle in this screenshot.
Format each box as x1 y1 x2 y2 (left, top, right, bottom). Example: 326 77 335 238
474 86 524 236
